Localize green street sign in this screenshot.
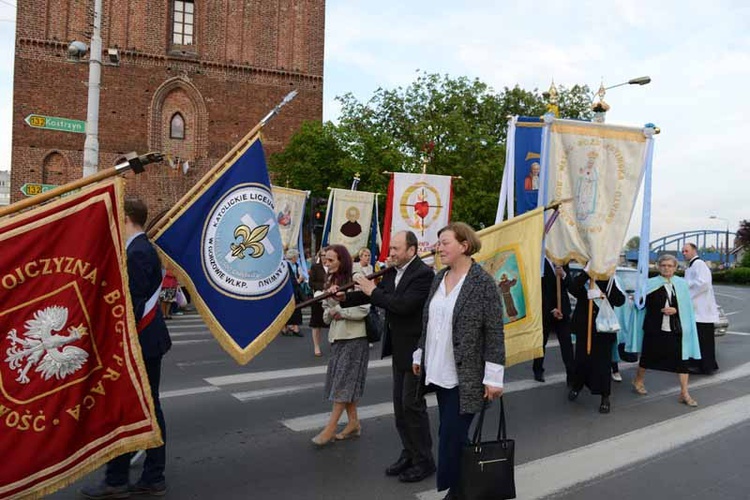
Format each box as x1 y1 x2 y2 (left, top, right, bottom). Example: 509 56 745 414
20 183 58 197
24 114 86 134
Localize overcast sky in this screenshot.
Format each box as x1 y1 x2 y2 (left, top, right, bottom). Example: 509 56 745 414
2 1 748 242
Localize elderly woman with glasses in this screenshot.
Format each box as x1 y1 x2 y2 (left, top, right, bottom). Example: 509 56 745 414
632 254 701 407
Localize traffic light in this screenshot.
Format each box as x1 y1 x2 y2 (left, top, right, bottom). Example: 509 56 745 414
312 197 327 229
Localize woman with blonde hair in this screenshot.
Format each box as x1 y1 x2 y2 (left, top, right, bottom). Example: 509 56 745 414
352 247 373 278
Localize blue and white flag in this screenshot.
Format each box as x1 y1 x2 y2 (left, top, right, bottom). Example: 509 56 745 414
152 138 294 364
496 116 544 222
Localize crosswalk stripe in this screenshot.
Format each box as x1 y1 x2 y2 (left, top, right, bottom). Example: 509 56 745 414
205 359 392 386
162 386 221 399
232 383 325 402
417 393 750 499
173 339 214 346
280 372 568 432
169 331 211 338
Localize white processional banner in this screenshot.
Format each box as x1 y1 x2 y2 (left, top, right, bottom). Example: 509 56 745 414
391 173 452 254
545 119 648 279
327 188 375 256
271 186 308 252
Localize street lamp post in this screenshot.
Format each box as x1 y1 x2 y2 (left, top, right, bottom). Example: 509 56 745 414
709 215 730 268
590 76 652 123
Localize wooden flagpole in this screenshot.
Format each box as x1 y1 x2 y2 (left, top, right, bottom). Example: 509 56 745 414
147 90 298 239
587 279 596 355
295 249 437 309
0 152 163 220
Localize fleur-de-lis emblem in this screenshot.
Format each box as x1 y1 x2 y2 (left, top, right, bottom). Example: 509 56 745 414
230 224 270 259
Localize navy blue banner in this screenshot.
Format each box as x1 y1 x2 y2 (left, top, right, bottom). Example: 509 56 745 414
153 138 294 364
514 116 544 215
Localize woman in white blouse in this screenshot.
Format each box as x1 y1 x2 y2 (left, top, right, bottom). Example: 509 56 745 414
412 222 505 500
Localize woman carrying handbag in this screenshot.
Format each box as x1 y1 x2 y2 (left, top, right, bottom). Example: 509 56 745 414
412 222 505 500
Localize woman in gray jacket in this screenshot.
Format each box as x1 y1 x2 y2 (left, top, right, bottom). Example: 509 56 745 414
413 222 505 500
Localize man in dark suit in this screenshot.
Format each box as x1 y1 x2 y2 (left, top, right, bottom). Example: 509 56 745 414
532 259 574 385
82 198 172 499
344 230 436 483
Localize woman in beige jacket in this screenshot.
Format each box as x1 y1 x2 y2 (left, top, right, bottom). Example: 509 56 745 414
312 244 370 446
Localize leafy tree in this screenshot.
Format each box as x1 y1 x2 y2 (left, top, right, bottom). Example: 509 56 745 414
736 219 750 247
625 236 640 250
740 250 750 268
270 72 594 228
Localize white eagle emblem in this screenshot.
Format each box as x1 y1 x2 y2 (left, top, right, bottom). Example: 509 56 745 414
4 305 89 385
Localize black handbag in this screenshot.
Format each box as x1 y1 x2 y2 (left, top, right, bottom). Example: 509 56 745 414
457 397 516 500
364 306 383 343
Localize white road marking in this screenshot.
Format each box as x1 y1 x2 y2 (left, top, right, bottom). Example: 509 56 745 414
173 339 214 346
176 359 228 368
205 359 392 386
280 372 568 432
623 361 750 408
724 310 741 316
714 291 744 300
727 331 750 336
232 382 325 402
416 393 750 500
161 386 221 399
169 331 211 338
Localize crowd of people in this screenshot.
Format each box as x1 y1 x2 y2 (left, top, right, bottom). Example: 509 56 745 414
79 198 720 500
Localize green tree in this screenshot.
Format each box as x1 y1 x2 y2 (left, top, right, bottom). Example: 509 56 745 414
270 72 594 228
625 236 640 250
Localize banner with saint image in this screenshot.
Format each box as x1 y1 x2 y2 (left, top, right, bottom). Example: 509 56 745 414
271 186 308 253
544 119 650 278
322 188 376 257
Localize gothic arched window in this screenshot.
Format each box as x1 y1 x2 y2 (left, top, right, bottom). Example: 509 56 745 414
170 113 185 139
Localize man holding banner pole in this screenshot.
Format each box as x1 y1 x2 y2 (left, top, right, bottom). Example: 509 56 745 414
82 199 172 499
342 230 437 483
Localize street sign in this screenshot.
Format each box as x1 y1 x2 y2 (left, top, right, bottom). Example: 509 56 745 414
24 114 86 134
19 183 58 197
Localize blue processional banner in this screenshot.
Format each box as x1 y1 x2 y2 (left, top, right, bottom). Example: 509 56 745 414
153 138 294 364
513 116 544 215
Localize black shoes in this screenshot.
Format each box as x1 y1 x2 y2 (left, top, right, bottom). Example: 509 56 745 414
567 389 580 401
442 489 458 500
79 482 130 499
533 372 545 383
599 396 611 414
385 456 412 477
398 462 436 483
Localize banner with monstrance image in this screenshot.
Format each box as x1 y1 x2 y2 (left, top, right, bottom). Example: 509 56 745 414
543 119 655 279
271 186 308 252
323 188 376 257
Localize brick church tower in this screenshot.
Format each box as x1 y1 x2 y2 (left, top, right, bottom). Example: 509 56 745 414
10 0 324 213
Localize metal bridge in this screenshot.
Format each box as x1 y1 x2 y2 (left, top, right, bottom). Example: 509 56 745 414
624 229 737 265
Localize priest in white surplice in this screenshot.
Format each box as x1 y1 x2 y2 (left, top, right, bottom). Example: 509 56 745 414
682 243 720 374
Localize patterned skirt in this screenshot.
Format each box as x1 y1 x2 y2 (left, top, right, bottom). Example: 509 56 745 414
324 337 369 403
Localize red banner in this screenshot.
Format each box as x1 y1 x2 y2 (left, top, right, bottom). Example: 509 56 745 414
0 180 161 499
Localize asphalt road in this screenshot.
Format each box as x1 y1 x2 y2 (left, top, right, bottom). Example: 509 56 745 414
50 284 750 500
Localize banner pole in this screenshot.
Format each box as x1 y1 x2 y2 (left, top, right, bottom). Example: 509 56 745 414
295 250 436 309
587 280 595 355
0 152 163 220
148 90 298 239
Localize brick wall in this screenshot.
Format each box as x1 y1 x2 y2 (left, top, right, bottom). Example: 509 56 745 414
11 0 325 216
